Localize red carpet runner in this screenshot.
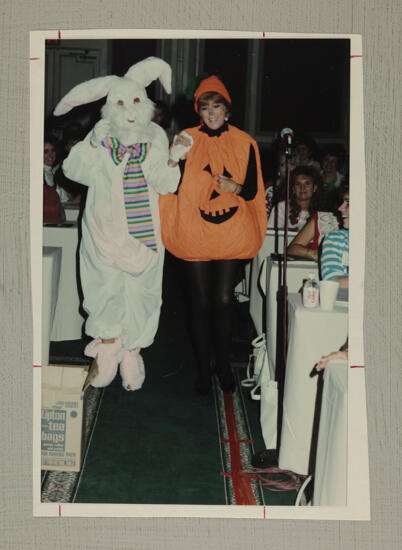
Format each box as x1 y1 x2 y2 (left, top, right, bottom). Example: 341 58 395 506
221 393 257 505
214 376 264 506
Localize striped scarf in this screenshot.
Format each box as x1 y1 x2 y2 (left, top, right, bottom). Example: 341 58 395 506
101 137 157 252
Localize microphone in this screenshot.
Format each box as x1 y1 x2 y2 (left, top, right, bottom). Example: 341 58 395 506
280 127 294 145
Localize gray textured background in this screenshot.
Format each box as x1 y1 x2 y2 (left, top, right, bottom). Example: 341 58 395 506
1 0 401 548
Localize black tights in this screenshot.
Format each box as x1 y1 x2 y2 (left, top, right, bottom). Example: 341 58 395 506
181 259 240 385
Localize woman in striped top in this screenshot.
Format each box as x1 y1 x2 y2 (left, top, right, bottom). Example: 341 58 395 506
320 186 349 287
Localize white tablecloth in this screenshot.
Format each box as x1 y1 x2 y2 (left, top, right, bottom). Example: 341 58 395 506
278 293 348 475
261 257 318 381
43 223 85 341
249 229 297 334
42 247 61 366
313 359 348 506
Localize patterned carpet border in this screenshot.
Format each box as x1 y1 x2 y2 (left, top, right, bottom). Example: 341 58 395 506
213 368 265 506
41 386 104 503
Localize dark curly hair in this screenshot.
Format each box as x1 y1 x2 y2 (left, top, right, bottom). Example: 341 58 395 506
289 166 323 226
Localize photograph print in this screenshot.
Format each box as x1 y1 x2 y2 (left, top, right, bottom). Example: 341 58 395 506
32 31 369 519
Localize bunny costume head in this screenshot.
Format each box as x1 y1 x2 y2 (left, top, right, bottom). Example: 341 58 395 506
54 57 172 145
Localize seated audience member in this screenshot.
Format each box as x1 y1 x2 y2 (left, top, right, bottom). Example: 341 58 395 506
43 136 65 223
265 152 297 217
316 339 348 371
152 99 173 143
321 149 345 191
54 123 87 207
268 166 322 231
295 135 321 172
320 185 349 287
287 209 339 261
320 149 345 210
43 135 69 203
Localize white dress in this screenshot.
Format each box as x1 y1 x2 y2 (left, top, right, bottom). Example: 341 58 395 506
268 200 310 231
63 122 181 349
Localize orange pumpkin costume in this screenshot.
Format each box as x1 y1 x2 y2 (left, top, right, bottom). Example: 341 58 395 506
160 76 267 395
159 123 267 261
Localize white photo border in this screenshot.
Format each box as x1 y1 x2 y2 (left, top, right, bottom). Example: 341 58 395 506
31 29 369 520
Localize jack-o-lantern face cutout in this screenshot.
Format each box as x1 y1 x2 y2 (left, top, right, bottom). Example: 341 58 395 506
159 126 267 262
199 164 242 224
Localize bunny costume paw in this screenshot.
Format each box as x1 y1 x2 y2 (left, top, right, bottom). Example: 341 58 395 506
83 337 124 390
169 131 194 162
119 348 145 391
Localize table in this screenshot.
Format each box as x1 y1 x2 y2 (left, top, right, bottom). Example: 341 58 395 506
261 256 318 381
43 222 85 341
249 229 297 334
313 359 348 506
42 247 61 366
278 293 348 475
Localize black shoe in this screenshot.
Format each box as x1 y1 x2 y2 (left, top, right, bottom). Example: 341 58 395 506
216 368 236 394
219 380 236 394
251 449 278 468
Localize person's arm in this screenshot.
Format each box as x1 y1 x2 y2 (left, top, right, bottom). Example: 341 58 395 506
287 217 317 260
330 276 349 288
63 138 99 186
145 142 181 195
215 144 258 198
321 232 349 288
168 131 193 167
316 350 348 371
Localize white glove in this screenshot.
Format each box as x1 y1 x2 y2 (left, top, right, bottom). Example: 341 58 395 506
169 131 193 162
91 119 112 146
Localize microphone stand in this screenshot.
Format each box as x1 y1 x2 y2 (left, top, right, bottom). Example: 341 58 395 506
274 135 292 454
273 182 279 254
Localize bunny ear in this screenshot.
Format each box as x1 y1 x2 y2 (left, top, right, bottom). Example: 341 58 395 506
53 75 120 116
124 57 172 94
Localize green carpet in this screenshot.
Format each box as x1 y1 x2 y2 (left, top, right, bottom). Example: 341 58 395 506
74 357 225 504
45 253 297 506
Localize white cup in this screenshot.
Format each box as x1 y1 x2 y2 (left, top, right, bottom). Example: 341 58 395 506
319 280 340 310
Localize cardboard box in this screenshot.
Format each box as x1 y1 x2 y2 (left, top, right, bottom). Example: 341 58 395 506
41 364 89 472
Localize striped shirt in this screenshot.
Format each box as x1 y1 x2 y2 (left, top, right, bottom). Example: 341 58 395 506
321 229 349 281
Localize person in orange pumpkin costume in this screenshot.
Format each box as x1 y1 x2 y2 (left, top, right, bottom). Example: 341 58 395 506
160 76 267 395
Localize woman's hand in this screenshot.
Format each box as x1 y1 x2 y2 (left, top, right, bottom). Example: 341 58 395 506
316 350 348 372
287 217 317 260
214 174 241 194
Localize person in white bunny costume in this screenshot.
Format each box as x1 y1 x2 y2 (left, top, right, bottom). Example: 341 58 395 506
53 57 193 391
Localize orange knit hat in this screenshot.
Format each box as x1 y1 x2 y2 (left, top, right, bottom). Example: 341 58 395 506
194 75 232 112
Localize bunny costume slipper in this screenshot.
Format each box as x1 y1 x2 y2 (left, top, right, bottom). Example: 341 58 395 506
54 57 193 390
82 337 124 391
119 348 145 391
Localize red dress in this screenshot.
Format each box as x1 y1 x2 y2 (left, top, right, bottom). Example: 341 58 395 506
43 183 64 223
307 211 339 250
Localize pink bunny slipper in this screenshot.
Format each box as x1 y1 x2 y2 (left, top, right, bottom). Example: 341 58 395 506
119 348 145 391
83 337 124 390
